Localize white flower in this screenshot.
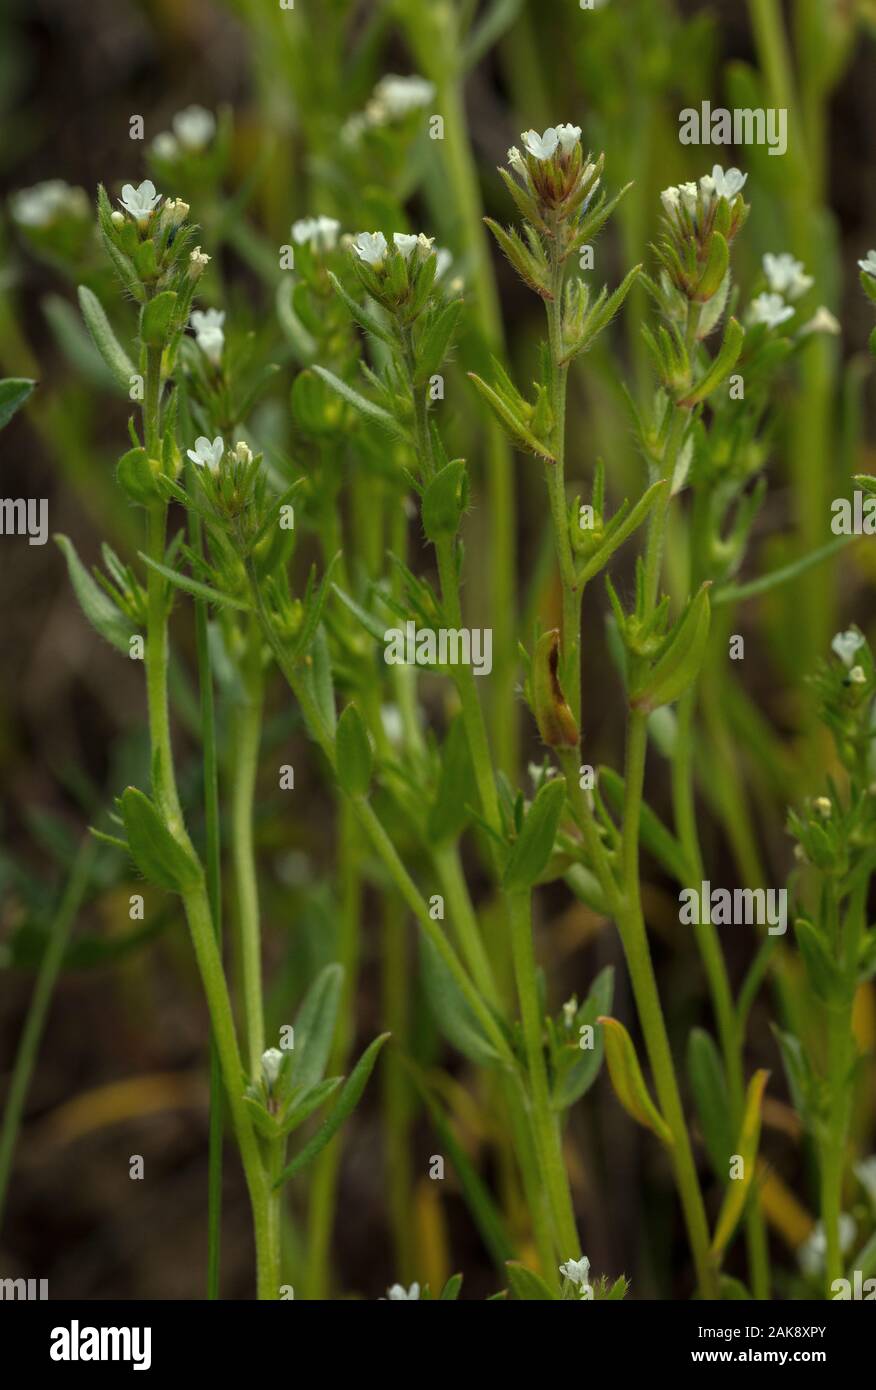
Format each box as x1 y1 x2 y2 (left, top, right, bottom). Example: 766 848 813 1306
507 146 528 178
190 308 225 363
189 246 211 276
261 1047 284 1087
172 104 216 151
393 232 419 260
9 180 87 228
660 185 681 217
385 1282 420 1300
555 123 582 154
521 127 559 160
748 292 794 329
416 232 435 255
559 1255 592 1296
118 179 161 220
813 796 832 819
678 180 699 216
858 249 876 278
798 1217 856 1278
186 435 224 473
831 629 865 668
161 197 189 229
151 132 179 161
292 215 341 253
799 306 840 337
369 74 435 122
709 164 747 201
850 665 867 685
562 997 578 1028
763 252 814 301
855 1156 876 1211
353 230 388 266
234 440 254 465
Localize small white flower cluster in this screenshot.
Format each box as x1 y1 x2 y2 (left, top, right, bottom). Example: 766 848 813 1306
10 179 89 228
351 230 435 267
747 291 795 330
831 629 866 684
342 73 434 143
559 1255 593 1300
292 216 341 253
747 251 818 331
152 105 216 161
763 252 813 301
186 434 252 475
517 124 582 161
190 308 225 364
660 163 747 223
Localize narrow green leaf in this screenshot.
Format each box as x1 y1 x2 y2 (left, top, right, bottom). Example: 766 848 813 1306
503 777 568 892
0 377 36 429
289 963 344 1094
327 271 397 348
600 1015 673 1146
274 1033 389 1186
552 966 614 1110
138 552 250 611
505 1262 557 1301
120 787 201 894
311 365 404 438
335 704 373 797
710 1069 769 1259
140 290 178 348
77 286 135 391
678 316 744 407
687 1028 735 1181
712 536 851 606
55 534 135 654
630 582 711 713
421 458 469 541
420 932 502 1067
467 372 555 462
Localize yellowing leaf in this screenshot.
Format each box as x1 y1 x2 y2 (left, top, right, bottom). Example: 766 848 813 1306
710 1069 769 1259
599 1016 673 1146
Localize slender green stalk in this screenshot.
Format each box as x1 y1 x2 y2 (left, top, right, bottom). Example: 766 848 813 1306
382 892 416 1281
230 618 266 1075
0 840 94 1231
189 493 225 1300
508 891 580 1270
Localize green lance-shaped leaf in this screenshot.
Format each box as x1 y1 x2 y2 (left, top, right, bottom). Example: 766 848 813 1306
710 1069 769 1260
467 371 555 462
428 714 477 843
505 1262 557 1301
55 534 136 654
503 776 568 892
415 299 464 384
693 230 729 304
532 629 579 748
274 1033 390 1187
439 1274 464 1301
120 787 201 894
0 377 36 429
335 703 373 797
599 1016 673 1146
326 271 397 349
687 1027 735 1181
138 552 250 611
598 767 693 884
677 317 744 408
280 1076 343 1137
793 919 845 1006
421 458 469 541
288 962 344 1094
561 264 642 364
629 582 711 714
140 291 179 349
311 364 406 440
552 965 614 1110
77 286 135 391
483 218 551 298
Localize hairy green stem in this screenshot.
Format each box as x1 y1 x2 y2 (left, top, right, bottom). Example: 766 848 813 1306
230 619 266 1075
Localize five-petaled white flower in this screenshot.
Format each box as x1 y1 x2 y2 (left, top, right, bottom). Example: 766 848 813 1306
118 179 161 220
186 435 224 473
521 127 560 161
393 232 419 260
292 216 341 253
858 249 876 278
831 630 865 668
190 308 225 363
172 104 216 151
353 231 388 266
704 164 747 201
559 1255 593 1299
763 252 813 301
748 292 794 329
385 1282 420 1300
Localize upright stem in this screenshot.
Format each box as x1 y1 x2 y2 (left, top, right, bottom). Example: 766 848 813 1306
508 891 581 1269
231 618 266 1075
